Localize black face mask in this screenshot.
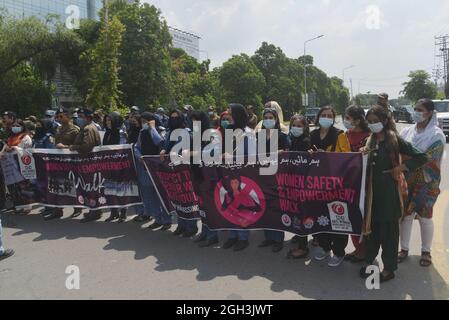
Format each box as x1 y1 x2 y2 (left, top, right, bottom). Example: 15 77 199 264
168 117 183 130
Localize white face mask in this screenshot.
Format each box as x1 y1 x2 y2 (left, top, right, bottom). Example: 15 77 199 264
368 122 384 134
263 119 276 129
290 127 304 137
319 117 334 129
344 120 355 130
11 126 23 134
412 112 426 124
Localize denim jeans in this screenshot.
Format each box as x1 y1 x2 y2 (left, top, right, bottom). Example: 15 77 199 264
0 218 4 255
229 230 249 241
201 224 219 240
264 230 285 243
135 161 170 224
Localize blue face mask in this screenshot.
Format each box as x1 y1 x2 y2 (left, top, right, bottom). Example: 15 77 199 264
76 118 86 128
221 120 230 129
142 123 150 131
319 117 334 129
263 119 276 129
290 127 304 137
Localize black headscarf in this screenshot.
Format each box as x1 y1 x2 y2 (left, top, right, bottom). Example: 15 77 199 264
103 112 123 145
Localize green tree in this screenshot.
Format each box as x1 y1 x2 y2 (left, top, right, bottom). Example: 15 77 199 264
85 15 125 112
0 14 81 115
108 0 173 108
402 70 437 102
218 54 266 106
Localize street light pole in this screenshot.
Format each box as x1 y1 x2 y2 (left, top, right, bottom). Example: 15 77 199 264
342 65 355 87
303 35 324 107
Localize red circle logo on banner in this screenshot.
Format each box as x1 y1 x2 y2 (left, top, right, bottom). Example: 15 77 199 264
332 203 345 215
214 176 266 228
21 155 32 166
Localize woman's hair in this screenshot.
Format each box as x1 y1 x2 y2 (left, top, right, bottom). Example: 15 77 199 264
229 103 248 130
191 110 211 134
289 114 310 136
169 109 186 128
315 105 336 125
416 98 435 112
130 114 142 128
345 105 369 131
262 108 280 130
366 105 400 161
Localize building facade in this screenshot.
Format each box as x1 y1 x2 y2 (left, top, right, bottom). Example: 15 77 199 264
0 0 102 21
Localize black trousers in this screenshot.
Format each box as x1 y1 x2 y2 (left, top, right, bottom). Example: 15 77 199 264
365 220 399 272
317 233 348 257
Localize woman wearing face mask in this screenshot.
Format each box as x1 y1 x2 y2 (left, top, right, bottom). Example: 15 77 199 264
257 108 288 253
397 99 445 268
2 120 33 214
342 106 371 263
103 112 128 223
255 101 289 134
360 106 427 283
134 112 172 229
33 119 55 149
127 114 142 145
221 103 257 252
160 110 198 238
310 106 351 267
286 115 313 259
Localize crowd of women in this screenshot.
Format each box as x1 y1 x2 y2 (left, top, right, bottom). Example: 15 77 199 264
0 96 445 283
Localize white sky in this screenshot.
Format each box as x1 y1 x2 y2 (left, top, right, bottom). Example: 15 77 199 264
143 0 449 99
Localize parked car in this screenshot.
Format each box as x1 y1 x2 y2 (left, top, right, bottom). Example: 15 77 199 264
305 108 320 125
393 105 414 123
434 99 449 142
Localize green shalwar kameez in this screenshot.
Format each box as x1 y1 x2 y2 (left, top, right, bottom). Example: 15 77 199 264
365 138 428 272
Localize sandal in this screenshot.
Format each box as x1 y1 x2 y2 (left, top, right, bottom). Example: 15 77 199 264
287 248 309 260
420 252 432 267
397 250 409 263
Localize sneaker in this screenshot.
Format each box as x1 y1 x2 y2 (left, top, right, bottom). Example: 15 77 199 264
328 255 345 267
159 224 172 231
133 215 153 223
148 222 163 230
314 249 331 261
222 238 238 250
193 233 207 243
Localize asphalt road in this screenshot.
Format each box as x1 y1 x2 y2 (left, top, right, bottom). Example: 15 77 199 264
0 121 448 300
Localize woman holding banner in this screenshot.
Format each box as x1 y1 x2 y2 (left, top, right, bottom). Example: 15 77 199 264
286 115 312 260
103 112 128 223
360 106 427 283
342 106 371 263
1 119 33 214
310 106 351 267
191 111 220 248
398 99 445 268
257 108 289 253
134 112 172 231
160 110 197 237
221 103 255 252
